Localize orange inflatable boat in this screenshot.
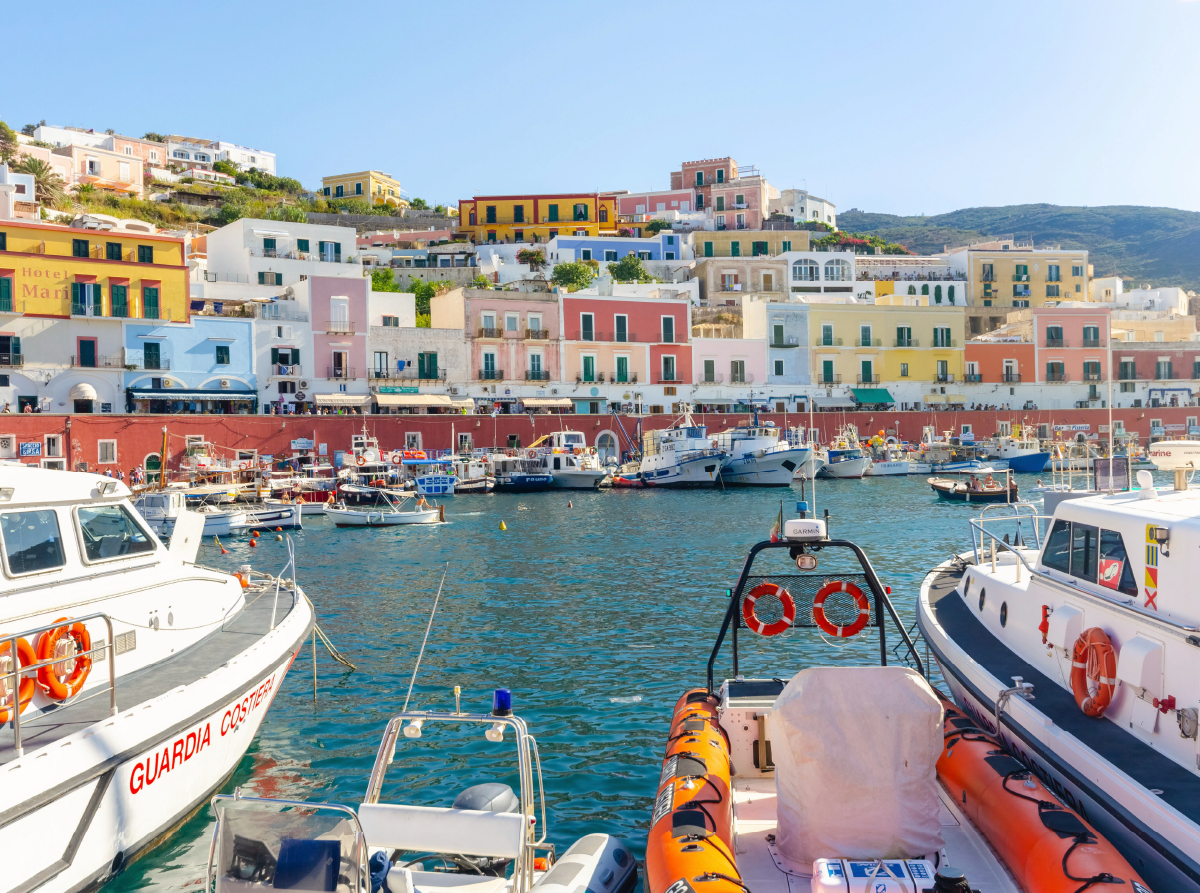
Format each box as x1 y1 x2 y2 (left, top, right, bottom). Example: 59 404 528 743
939 700 1150 892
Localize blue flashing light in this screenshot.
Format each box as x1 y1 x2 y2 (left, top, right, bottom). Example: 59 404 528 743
796 501 809 513
492 688 512 716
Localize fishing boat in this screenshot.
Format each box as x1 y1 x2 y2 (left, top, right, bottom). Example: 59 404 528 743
793 450 827 481
449 455 495 493
919 473 1200 891
813 426 872 479
524 431 607 489
400 455 457 496
994 433 1052 473
643 515 1146 893
326 490 443 527
714 417 811 487
864 438 931 476
929 475 1018 503
205 690 637 893
488 453 556 492
239 502 303 531
0 465 313 892
637 412 724 487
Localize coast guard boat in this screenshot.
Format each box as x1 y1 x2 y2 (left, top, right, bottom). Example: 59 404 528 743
920 471 1200 891
0 465 312 892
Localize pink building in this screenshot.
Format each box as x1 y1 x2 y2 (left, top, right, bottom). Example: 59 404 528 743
561 295 692 386
431 288 562 384
613 189 694 217
668 157 771 229
53 144 143 197
109 136 166 170
310 275 369 384
1031 306 1110 384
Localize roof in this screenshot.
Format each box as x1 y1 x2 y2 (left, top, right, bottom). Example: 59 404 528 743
852 388 895 404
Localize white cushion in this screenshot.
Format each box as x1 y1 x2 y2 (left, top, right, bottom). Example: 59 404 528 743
358 803 525 859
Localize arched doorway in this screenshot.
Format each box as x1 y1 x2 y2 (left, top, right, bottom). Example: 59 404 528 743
144 453 162 485
596 431 618 463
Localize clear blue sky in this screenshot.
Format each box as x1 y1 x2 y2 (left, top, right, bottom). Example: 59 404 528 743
6 0 1200 216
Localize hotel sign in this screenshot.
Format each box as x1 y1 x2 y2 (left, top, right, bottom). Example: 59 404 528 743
376 386 419 394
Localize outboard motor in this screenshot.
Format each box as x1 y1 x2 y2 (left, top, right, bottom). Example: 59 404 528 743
451 783 520 876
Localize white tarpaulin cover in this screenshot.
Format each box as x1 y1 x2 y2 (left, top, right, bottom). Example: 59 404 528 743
768 666 944 863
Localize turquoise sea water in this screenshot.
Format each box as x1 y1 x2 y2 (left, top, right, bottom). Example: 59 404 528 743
104 472 1094 890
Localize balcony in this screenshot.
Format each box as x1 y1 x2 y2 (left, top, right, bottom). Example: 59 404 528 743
1118 371 1145 381
769 340 800 349
1084 372 1102 381
932 339 957 349
1045 338 1066 348
854 338 882 347
525 370 550 381
0 354 23 367
260 304 310 322
893 338 920 347
71 355 125 368
697 373 726 384
1046 372 1069 382
477 326 503 339
610 372 638 384
814 338 844 347
963 373 982 383
936 373 955 383
324 320 356 334
525 329 550 340
1002 372 1021 383
857 374 881 384
478 369 504 381
817 374 842 385
371 368 447 382
1082 339 1102 348
250 248 358 264
981 273 996 282
1012 274 1029 282
130 359 171 371
656 376 683 384
570 330 640 342
326 366 357 379
272 364 303 377
729 374 754 385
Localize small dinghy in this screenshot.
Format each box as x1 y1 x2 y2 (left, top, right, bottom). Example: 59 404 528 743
929 475 1017 503
326 490 444 527
206 692 637 893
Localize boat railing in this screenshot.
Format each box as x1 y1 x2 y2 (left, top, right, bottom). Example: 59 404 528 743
967 503 1047 581
3 612 117 757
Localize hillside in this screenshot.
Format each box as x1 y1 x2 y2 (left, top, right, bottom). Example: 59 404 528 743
838 204 1200 291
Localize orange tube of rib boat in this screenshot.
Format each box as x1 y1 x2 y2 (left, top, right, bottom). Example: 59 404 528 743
938 700 1149 893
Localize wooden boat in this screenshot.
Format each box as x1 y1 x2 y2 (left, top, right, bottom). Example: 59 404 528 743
325 491 444 527
930 476 1017 503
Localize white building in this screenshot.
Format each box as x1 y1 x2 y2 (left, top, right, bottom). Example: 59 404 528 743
769 189 837 228
1113 285 1191 315
164 137 276 176
0 164 37 220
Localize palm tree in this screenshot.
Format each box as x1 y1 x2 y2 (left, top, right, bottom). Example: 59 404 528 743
13 156 66 206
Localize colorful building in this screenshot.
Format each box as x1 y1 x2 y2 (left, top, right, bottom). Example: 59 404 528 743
696 230 810 259
125 316 257 413
321 170 407 208
53 143 144 197
457 193 618 243
548 233 689 264
612 189 695 217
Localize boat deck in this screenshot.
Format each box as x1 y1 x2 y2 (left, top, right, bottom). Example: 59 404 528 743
927 565 1200 826
0 585 301 765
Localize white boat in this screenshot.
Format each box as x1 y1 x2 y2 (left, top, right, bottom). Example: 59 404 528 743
450 456 495 493
524 431 607 489
864 441 931 476
715 419 811 487
205 696 637 893
994 434 1052 473
264 496 327 516
919 476 1200 892
132 489 188 536
793 451 827 481
0 466 312 893
193 504 250 536
638 413 725 487
239 503 303 531
326 491 443 527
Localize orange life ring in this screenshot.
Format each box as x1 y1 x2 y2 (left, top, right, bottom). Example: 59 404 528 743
371 479 386 487
37 619 92 701
403 450 427 460
742 582 795 636
0 637 36 722
812 580 870 637
1071 627 1117 718
527 449 537 459
356 455 367 467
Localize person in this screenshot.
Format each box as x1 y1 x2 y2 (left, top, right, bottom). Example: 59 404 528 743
415 494 429 509
281 493 291 504
22 403 32 413
968 474 981 492
117 469 125 482
104 468 113 478
1 402 9 413
326 491 336 504
984 473 997 489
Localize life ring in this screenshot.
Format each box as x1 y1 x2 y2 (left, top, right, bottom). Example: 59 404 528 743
1071 627 1117 718
527 449 537 459
742 582 795 636
36 619 92 701
812 580 870 637
403 450 427 460
0 637 36 722
573 447 582 456
711 439 719 449
356 456 367 467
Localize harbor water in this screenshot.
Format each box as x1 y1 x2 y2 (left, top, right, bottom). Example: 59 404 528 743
107 472 1088 890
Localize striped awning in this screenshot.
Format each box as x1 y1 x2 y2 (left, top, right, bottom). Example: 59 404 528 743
375 394 473 408
521 398 574 407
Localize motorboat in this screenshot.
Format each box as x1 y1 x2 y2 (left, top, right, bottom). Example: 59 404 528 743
400 456 457 496
450 455 495 493
815 427 872 479
326 491 443 527
264 496 327 517
487 453 556 491
205 693 637 893
929 475 1018 503
994 433 1051 473
714 418 811 487
643 515 1146 893
132 489 188 536
793 450 827 481
240 502 303 531
637 412 724 487
524 431 607 489
864 439 931 476
0 465 312 892
919 473 1200 891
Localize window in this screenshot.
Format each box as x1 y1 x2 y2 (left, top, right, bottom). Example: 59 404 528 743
615 315 628 342
695 171 704 186
703 241 714 258
716 169 725 183
1046 284 1060 297
143 342 160 370
354 182 363 195
1042 519 1071 573
529 353 543 375
773 323 784 345
215 345 230 365
111 285 128 317
1084 361 1101 381
703 359 716 383
730 360 745 383
1015 263 1029 280
258 272 282 286
513 230 524 243
896 326 912 347
546 204 559 223
773 359 784 376
615 356 629 383
752 241 768 256
981 263 994 281
1047 264 1061 282
604 250 617 262
417 352 438 379
638 251 652 261
513 205 525 223
782 240 791 252
900 362 909 377
323 187 331 196
1 510 65 575
730 241 740 257
335 185 344 197
0 232 5 251
485 206 497 224
138 245 153 264
820 324 834 346
505 314 518 332
487 231 496 242
661 316 675 343
77 505 154 562
792 259 819 281
716 196 725 212
1098 529 1138 595
1083 325 1100 346
1118 360 1136 380
373 351 389 375
580 249 592 261
1072 265 1084 277
662 355 676 381
382 315 399 327
824 259 851 281
580 313 594 341
735 194 744 205
860 360 874 383
106 242 122 261
1156 360 1174 379
933 327 952 348
528 313 542 333
1070 522 1099 582
582 356 595 382
598 207 608 223
72 239 89 258
1046 361 1065 381
573 203 588 221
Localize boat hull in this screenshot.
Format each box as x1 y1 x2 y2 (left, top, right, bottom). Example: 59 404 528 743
1003 451 1051 473
549 469 606 489
816 456 871 479
239 504 303 531
413 474 456 496
327 507 441 526
265 498 326 516
453 477 495 494
640 452 723 487
793 454 826 480
929 478 1017 503
494 473 555 492
720 447 811 486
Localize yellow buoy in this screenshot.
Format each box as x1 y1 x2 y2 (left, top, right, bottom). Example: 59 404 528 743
275 535 283 541
499 520 507 531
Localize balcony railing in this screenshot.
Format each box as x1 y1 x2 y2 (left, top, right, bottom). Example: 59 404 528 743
1045 338 1066 348
981 273 996 282
570 330 640 342
0 354 23 367
525 329 550 340
477 326 503 338
1082 339 1102 348
656 376 683 384
326 366 357 379
250 248 358 264
1118 371 1145 381
71 355 125 368
932 339 957 348
814 338 844 346
963 373 982 383
857 374 881 384
729 374 754 385
371 368 447 381
1155 371 1177 381
130 359 171 371
817 374 842 385
1012 274 1029 282
324 320 355 334
893 338 919 347
273 364 302 377
697 373 726 384
1046 371 1069 382
609 372 638 384
1002 372 1021 382
260 304 309 322
525 370 550 381
478 369 504 381
769 340 800 348
854 338 882 347
1084 372 1102 381
936 373 955 383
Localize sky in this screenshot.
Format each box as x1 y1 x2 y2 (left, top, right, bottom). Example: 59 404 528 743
5 0 1200 217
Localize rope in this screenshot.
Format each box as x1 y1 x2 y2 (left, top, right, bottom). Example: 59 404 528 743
402 564 449 713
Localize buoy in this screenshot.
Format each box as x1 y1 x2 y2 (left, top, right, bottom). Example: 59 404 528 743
499 520 507 531
275 535 283 541
250 530 259 538
214 535 229 555
249 539 257 548
568 500 573 508
275 527 282 532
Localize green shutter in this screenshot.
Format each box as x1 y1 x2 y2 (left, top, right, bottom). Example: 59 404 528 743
111 285 128 317
271 347 280 364
10 336 19 358
143 287 159 319
782 240 791 252
71 282 84 315
731 242 740 257
703 241 713 257
0 277 10 313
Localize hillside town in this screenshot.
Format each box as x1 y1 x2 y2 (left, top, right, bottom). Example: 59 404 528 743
1 123 1198 425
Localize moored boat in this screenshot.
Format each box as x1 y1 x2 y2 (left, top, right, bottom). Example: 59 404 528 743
637 412 724 487
714 417 811 487
929 475 1018 503
524 431 607 489
326 490 444 526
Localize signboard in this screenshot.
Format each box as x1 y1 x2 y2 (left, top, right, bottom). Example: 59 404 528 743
1054 424 1091 432
1165 424 1185 432
333 450 345 467
376 386 419 395
319 443 327 456
1094 457 1131 492
1098 425 1110 434
19 442 41 457
290 438 315 450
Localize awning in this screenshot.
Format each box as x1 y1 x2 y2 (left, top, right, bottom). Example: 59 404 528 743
70 383 98 401
130 389 257 401
811 396 856 409
520 397 574 407
313 394 374 407
947 394 967 404
375 394 473 408
923 394 947 404
851 388 894 404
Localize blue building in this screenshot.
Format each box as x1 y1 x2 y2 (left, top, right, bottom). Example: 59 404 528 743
124 316 258 413
548 233 686 264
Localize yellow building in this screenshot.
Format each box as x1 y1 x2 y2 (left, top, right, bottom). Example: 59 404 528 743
810 303 965 387
321 170 407 208
957 246 1091 310
695 230 810 258
0 220 189 320
456 194 618 243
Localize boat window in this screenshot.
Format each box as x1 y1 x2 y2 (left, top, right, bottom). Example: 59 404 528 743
1 510 65 575
1042 520 1071 573
76 505 155 562
563 433 583 445
1070 523 1099 582
1099 529 1139 596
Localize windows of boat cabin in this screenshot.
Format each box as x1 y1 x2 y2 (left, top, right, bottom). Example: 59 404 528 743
1 510 65 575
1098 529 1138 595
76 504 155 563
1041 519 1137 595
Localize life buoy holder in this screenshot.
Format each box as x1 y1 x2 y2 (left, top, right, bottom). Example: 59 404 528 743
742 582 795 636
1071 627 1117 718
0 637 36 722
812 580 871 638
37 619 91 701
356 456 367 467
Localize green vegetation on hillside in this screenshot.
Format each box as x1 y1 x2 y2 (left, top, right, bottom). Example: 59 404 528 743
839 204 1200 290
